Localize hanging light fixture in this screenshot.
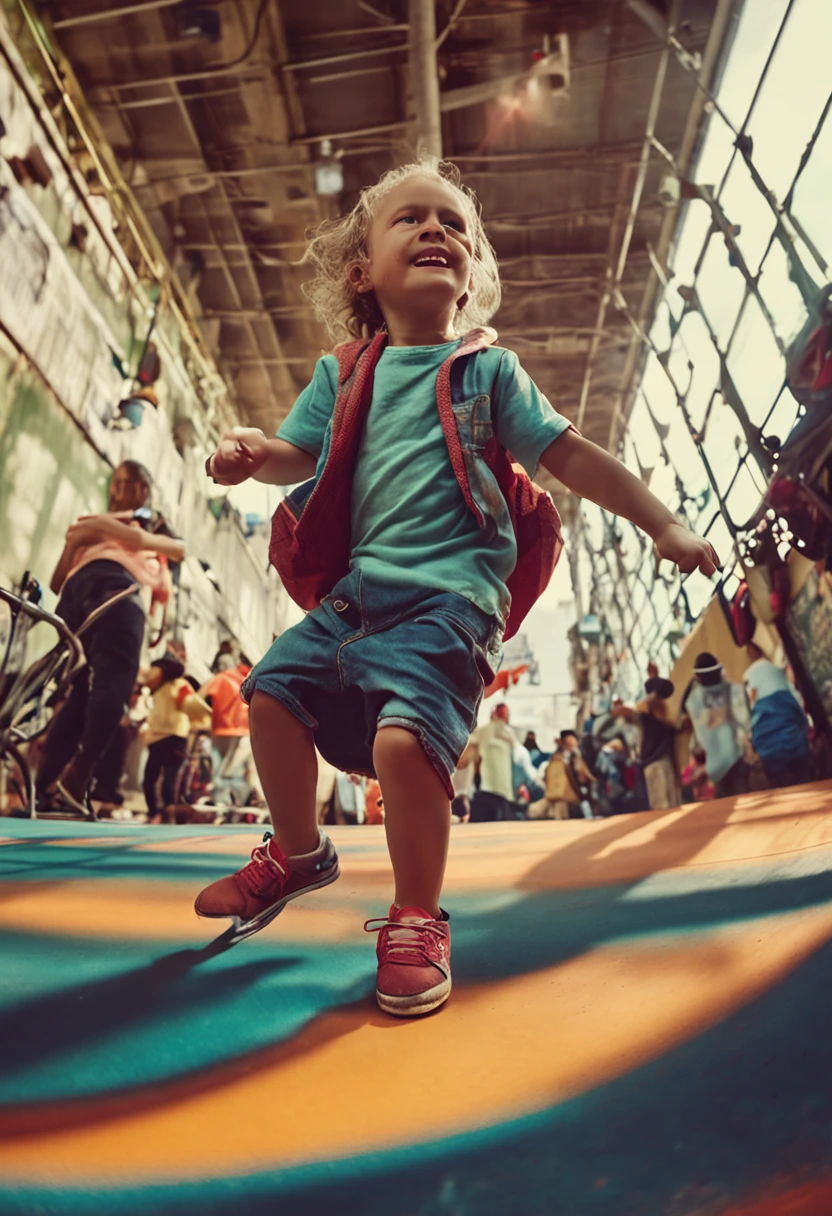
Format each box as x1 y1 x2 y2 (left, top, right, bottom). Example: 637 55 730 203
314 140 343 197
173 3 222 43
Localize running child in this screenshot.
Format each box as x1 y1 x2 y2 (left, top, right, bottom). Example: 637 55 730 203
194 157 718 1017
141 651 211 823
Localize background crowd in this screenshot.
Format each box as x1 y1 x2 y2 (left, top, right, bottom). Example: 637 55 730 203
2 459 820 825
440 635 818 823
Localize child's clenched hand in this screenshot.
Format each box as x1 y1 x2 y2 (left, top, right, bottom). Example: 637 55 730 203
207 427 269 485
655 522 720 576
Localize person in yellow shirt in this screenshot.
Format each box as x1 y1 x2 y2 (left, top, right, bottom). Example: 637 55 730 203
141 652 211 823
543 730 596 820
613 676 680 810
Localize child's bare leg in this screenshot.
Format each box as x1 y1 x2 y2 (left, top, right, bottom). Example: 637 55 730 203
373 726 450 918
249 691 319 856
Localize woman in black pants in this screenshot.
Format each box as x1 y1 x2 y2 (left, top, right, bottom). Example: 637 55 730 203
36 461 184 814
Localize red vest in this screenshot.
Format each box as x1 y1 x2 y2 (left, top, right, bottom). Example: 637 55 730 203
270 328 564 640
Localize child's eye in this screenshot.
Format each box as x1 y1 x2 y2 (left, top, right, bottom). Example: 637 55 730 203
396 215 417 224
444 219 465 232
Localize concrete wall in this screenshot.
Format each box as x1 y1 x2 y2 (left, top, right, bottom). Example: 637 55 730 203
0 37 289 678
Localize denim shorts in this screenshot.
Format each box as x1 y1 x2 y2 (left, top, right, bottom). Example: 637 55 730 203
242 570 504 796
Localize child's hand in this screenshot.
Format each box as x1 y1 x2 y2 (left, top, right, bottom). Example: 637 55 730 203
207 427 269 485
655 522 720 576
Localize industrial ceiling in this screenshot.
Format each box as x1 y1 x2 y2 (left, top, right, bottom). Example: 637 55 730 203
38 0 733 506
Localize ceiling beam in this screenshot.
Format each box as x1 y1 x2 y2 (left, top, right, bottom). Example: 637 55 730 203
300 22 410 42
99 82 268 110
488 201 661 227
291 119 409 145
282 41 409 72
53 0 180 29
409 0 442 156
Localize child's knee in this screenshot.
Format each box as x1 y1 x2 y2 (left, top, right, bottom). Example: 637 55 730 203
373 724 424 768
249 691 311 740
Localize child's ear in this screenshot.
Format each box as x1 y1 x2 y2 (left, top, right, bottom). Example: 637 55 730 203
348 261 373 295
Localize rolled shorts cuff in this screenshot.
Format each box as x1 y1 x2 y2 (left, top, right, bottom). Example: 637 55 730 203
376 714 456 800
241 673 319 732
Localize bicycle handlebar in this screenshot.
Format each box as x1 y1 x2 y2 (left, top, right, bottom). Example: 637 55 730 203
0 585 83 668
0 585 85 729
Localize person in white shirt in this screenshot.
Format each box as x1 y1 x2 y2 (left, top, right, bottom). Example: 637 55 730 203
458 702 516 821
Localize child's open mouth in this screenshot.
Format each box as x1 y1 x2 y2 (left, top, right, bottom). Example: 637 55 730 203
411 250 452 269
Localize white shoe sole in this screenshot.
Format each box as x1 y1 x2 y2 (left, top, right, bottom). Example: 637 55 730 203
54 782 96 819
376 976 451 1017
197 862 340 945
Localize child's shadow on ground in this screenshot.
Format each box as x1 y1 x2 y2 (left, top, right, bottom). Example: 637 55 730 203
0 929 305 1083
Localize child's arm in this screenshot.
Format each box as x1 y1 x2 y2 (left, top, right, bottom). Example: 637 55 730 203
541 432 719 576
206 427 317 487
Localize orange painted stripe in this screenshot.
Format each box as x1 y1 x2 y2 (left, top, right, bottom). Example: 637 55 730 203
3 795 831 945
1 906 830 1184
0 880 363 941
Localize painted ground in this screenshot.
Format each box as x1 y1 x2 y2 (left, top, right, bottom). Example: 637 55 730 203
1 785 831 1215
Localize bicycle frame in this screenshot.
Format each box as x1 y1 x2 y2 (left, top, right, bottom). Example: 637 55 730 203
0 585 82 818
0 578 139 818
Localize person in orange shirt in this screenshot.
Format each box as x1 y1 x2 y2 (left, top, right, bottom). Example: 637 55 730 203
200 651 253 807
364 777 384 825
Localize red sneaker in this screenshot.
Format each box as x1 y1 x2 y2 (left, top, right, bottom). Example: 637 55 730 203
365 905 451 1017
195 830 339 942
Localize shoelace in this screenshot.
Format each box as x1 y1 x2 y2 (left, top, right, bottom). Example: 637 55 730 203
364 917 447 968
237 832 287 897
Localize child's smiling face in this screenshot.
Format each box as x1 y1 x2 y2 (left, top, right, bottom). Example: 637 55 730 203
351 174 475 335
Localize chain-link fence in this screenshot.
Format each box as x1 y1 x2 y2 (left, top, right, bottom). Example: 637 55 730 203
573 0 831 702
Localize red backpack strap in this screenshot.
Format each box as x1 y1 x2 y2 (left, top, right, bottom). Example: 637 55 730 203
278 329 387 601
329 330 387 445
434 327 498 525
333 339 370 386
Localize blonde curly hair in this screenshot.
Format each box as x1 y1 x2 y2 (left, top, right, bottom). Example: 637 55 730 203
301 157 501 343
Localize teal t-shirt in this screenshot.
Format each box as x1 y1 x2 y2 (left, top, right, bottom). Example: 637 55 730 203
277 339 570 620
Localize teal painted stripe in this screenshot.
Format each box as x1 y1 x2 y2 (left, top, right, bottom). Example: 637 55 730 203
1 934 830 1215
